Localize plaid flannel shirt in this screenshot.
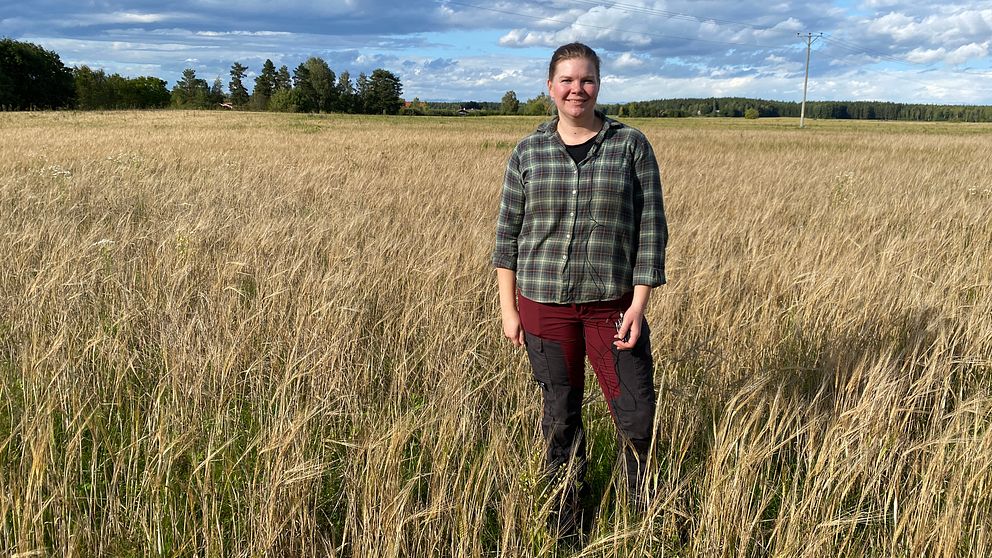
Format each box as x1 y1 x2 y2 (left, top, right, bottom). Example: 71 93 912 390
493 112 668 304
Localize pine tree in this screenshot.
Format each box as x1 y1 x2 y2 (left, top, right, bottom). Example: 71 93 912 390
365 69 403 115
292 63 317 113
274 65 292 92
336 71 354 112
209 77 225 105
252 59 277 110
229 62 249 106
355 72 369 113
172 68 209 108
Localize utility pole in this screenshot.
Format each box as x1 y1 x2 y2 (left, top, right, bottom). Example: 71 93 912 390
798 32 822 129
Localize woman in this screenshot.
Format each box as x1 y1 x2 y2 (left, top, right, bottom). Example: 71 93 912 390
492 42 668 539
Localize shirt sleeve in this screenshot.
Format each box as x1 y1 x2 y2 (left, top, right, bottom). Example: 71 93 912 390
631 135 668 286
492 147 525 271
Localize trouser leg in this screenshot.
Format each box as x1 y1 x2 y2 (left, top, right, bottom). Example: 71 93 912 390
523 331 586 481
582 300 657 507
611 321 656 508
518 296 586 538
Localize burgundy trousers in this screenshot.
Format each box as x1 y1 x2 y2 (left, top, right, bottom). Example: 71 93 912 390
518 293 657 504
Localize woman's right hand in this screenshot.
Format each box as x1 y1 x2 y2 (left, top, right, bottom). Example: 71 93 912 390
496 268 525 348
501 308 526 348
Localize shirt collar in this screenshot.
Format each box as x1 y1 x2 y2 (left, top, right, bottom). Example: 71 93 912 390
537 110 621 143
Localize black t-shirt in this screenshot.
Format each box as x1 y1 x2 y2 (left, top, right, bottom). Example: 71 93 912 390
564 135 596 164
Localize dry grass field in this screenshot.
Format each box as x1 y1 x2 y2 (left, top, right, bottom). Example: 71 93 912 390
1 110 991 557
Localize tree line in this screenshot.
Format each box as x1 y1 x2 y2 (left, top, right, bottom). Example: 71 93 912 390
597 97 992 123
4 38 992 121
411 92 553 116
170 59 402 114
2 38 403 114
413 91 992 123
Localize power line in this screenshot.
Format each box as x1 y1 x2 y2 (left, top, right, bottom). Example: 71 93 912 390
798 32 821 128
817 36 992 96
441 0 794 51
440 0 992 102
564 0 975 77
820 35 939 69
564 0 782 33
810 47 992 96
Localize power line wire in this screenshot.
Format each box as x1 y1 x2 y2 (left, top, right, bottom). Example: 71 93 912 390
441 0 794 51
810 45 992 96
820 35 939 69
817 35 992 96
564 0 782 33
441 0 992 101
567 0 979 77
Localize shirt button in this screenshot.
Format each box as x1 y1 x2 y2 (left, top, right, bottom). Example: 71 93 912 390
572 190 577 194
570 212 574 216
562 256 567 260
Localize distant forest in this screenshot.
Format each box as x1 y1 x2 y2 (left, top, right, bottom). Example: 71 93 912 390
432 97 992 122
3 38 991 122
596 97 992 122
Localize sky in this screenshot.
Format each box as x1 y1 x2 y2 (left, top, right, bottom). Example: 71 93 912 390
2 0 992 104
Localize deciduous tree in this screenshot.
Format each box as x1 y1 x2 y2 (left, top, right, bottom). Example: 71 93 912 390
500 90 519 115
74 65 112 109
522 92 552 116
0 38 75 109
304 57 337 112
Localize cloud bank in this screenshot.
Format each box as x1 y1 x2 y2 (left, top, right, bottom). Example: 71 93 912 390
2 0 990 103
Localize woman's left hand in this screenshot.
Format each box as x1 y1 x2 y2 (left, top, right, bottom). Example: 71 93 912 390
614 305 644 350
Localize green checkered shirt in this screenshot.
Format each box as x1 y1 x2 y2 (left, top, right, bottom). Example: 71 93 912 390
493 112 668 304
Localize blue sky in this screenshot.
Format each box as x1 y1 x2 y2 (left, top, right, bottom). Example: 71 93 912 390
2 0 991 104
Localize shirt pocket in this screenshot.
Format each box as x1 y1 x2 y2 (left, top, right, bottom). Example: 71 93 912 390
523 165 570 214
587 163 634 223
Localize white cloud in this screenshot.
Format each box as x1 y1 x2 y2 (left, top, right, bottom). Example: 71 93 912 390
64 11 179 26
945 41 990 65
905 46 945 64
614 52 645 69
864 8 992 46
862 0 903 8
196 30 293 37
902 42 989 66
867 12 921 42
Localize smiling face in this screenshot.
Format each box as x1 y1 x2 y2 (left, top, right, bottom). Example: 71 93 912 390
547 57 600 123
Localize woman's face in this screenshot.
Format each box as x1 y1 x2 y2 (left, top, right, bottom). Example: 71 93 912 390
547 57 600 121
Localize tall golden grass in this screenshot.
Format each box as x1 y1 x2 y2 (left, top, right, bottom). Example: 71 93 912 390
1 110 990 557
